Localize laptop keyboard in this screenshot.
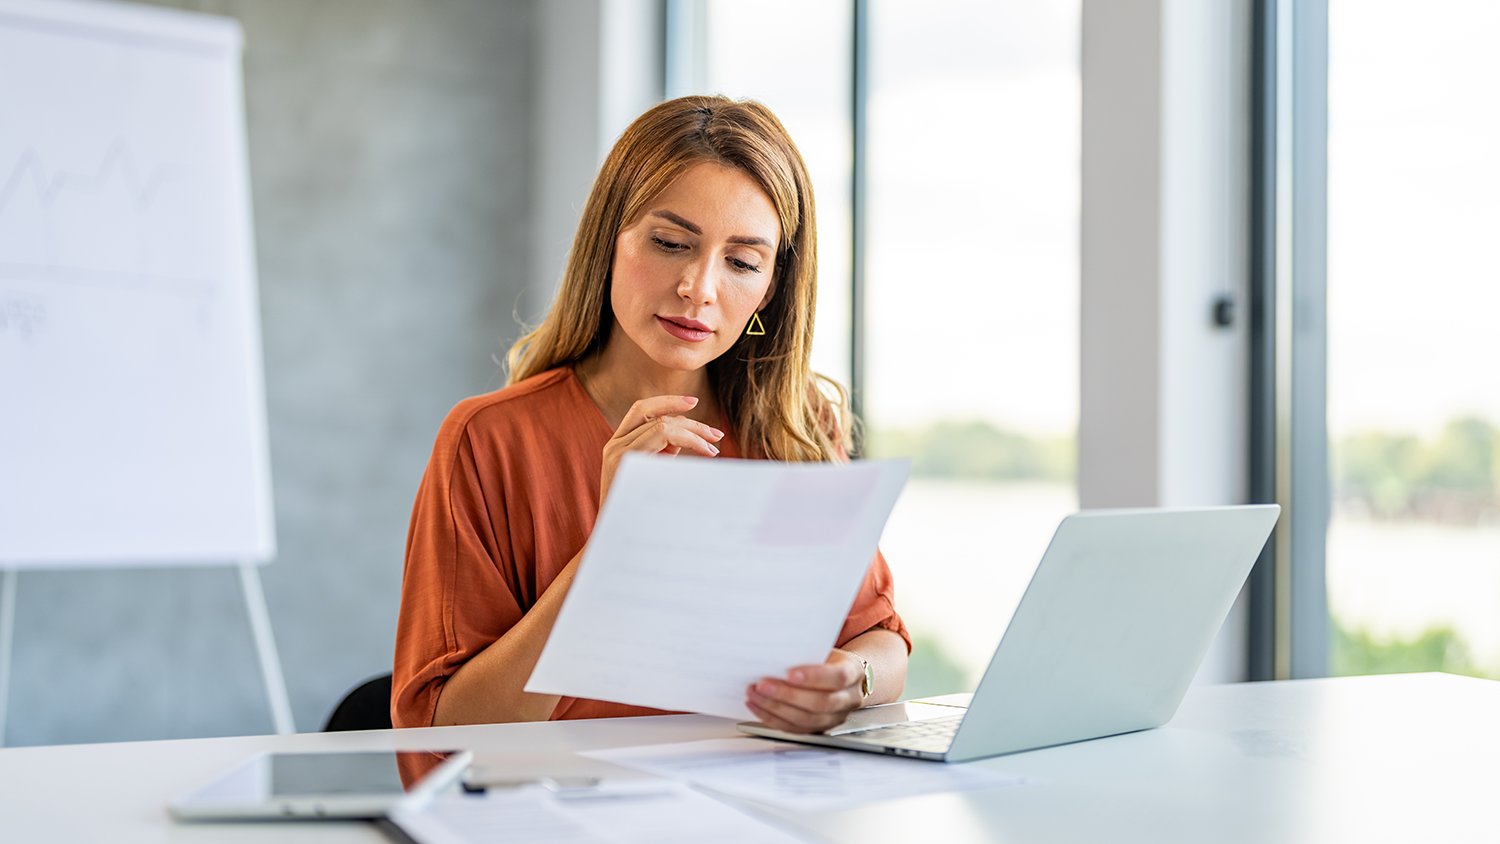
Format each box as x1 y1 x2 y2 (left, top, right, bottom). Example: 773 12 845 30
842 714 964 754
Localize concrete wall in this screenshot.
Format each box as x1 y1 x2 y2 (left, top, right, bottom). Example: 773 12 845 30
5 0 534 745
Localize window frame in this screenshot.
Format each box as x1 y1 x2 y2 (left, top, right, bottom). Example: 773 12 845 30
1247 0 1330 681
667 0 1332 682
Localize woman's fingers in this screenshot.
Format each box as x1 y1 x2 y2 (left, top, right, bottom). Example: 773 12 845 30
614 396 698 437
745 695 821 734
787 657 863 691
613 415 722 457
750 675 861 718
599 395 727 502
745 682 858 734
625 419 720 455
610 396 724 455
744 655 865 734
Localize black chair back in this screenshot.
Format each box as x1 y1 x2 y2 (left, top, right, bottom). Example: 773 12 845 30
323 673 394 732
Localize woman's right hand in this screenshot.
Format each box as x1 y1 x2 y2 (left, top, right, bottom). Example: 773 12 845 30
599 395 725 503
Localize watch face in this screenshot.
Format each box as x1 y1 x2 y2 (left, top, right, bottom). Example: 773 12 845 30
862 662 875 698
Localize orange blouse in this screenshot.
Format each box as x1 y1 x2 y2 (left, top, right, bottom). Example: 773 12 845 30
391 367 910 728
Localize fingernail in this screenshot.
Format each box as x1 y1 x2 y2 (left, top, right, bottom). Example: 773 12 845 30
709 428 725 439
683 396 699 405
758 681 775 695
708 444 720 455
790 670 804 683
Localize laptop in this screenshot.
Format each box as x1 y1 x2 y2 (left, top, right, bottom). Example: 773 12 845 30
738 505 1280 762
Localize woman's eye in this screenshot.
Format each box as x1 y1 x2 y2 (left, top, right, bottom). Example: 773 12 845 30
651 236 686 252
728 257 762 274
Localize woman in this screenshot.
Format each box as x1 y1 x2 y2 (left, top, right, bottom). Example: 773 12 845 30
392 96 909 735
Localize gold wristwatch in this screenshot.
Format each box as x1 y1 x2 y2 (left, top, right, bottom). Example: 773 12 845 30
853 653 874 700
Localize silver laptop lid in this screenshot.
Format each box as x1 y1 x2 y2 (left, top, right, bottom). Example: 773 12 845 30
944 505 1279 762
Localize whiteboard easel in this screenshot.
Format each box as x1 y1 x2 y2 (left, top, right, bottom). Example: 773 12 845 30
0 0 292 744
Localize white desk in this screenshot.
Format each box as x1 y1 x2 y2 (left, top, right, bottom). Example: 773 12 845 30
2 673 1496 843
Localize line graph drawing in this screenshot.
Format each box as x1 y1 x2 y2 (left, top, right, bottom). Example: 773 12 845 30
0 138 179 216
0 139 214 297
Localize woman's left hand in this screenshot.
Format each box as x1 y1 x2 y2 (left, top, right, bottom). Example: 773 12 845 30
745 649 866 734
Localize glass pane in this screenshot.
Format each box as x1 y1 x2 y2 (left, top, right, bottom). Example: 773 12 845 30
1327 0 1500 679
699 1 853 387
865 0 1080 697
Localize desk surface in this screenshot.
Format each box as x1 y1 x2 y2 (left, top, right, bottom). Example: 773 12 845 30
1 673 1496 843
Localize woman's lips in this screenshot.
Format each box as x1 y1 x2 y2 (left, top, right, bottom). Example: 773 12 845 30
657 315 712 342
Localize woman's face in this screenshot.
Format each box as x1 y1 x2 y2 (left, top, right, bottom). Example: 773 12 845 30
609 161 780 374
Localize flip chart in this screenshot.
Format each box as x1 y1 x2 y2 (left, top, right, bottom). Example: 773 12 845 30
0 0 274 566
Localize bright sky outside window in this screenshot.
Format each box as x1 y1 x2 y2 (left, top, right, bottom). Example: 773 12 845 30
698 0 854 389
863 0 1080 696
692 1 1080 696
1326 0 1500 680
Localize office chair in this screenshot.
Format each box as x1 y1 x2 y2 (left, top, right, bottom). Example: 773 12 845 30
323 673 394 732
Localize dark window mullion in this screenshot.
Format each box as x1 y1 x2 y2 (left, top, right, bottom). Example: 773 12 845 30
1247 0 1279 683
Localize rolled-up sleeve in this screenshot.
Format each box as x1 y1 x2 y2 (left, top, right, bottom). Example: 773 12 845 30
392 414 523 729
835 548 911 653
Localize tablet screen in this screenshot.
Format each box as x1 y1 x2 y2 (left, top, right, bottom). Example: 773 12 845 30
171 749 472 821
185 750 459 803
268 751 453 796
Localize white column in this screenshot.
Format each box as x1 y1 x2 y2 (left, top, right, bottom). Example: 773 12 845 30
1081 0 1252 682
530 0 663 320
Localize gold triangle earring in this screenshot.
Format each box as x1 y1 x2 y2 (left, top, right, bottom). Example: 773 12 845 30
745 311 766 336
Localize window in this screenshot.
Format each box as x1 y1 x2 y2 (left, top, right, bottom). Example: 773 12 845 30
1325 0 1500 679
675 0 855 386
679 1 1083 696
863 0 1080 696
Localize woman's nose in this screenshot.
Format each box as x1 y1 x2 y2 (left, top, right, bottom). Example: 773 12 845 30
677 258 716 304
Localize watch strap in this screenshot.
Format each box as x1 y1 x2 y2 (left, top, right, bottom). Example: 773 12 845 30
855 654 873 699
837 649 874 700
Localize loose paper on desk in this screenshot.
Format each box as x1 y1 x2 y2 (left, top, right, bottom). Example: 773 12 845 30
392 781 811 844
525 454 909 720
584 738 1032 813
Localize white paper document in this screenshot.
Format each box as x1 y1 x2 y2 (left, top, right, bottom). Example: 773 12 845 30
392 781 811 844
526 454 909 720
582 738 1034 813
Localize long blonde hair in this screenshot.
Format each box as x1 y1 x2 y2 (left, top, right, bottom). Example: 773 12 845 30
506 96 848 462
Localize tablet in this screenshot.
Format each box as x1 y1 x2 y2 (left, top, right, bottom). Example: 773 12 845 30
169 749 472 820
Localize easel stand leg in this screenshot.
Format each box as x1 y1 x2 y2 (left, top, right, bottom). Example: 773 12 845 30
0 569 17 747
238 561 296 735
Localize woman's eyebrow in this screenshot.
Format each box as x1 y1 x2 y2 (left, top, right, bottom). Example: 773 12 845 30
650 210 701 234
649 210 773 248
727 235 773 247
